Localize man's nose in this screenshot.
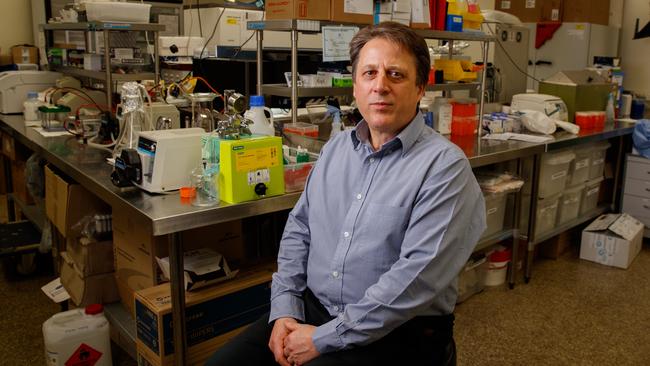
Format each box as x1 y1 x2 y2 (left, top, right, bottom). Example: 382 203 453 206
372 72 389 93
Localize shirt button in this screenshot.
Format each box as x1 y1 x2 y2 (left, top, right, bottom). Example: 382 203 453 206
332 271 339 278
343 232 350 238
356 194 362 200
334 305 340 312
369 158 375 163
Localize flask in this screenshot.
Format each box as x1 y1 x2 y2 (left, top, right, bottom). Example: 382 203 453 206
23 92 42 121
605 92 615 122
244 95 275 136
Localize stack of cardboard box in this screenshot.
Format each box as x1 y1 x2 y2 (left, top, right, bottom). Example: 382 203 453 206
496 0 610 25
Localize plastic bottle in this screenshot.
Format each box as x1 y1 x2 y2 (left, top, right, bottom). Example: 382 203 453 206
23 91 42 121
42 304 112 366
606 92 615 122
434 98 452 134
244 95 275 136
329 105 342 140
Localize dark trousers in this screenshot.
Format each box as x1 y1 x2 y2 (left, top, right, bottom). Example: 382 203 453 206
205 289 456 366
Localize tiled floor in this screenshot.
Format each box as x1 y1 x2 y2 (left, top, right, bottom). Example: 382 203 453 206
1 242 649 365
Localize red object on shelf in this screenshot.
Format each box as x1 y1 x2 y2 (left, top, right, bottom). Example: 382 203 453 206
451 115 476 136
452 101 477 117
490 247 511 263
434 0 447 31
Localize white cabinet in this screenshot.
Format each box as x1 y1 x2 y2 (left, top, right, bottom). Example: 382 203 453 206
622 154 650 237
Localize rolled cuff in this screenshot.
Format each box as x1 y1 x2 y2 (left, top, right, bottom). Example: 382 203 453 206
312 318 346 354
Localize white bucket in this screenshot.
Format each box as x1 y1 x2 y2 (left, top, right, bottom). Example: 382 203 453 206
484 260 509 286
42 304 112 366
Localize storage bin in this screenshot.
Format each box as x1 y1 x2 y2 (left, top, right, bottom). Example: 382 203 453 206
485 247 511 287
538 150 575 198
535 194 560 236
580 177 604 215
589 141 610 180
86 2 151 23
481 192 507 238
456 256 487 303
283 122 319 138
567 147 591 186
557 184 583 225
284 146 318 192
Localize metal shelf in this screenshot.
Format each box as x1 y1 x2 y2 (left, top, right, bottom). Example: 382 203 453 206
52 67 156 82
261 84 353 98
475 229 514 252
104 303 136 360
413 29 494 42
426 82 480 92
8 193 46 232
41 22 165 32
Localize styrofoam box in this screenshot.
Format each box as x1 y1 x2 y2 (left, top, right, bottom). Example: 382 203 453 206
535 194 560 236
482 192 507 238
588 141 610 180
580 214 644 269
558 184 583 225
567 146 591 187
580 177 604 215
538 150 575 198
86 2 151 23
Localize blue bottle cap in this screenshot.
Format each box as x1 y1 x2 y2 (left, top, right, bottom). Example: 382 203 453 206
249 95 265 107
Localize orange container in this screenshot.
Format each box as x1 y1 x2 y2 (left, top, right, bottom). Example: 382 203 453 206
575 111 593 130
452 100 477 117
451 116 477 136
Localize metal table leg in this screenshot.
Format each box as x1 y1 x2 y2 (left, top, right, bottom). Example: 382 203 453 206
168 232 187 366
524 153 541 283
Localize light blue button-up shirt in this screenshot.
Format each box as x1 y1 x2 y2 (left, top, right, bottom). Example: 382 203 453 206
270 112 486 354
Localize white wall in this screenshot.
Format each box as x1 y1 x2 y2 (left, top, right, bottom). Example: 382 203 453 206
620 0 650 96
0 0 35 53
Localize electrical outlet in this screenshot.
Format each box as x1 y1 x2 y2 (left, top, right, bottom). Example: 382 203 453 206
161 68 192 83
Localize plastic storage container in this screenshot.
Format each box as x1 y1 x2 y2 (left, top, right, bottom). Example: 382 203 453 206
557 184 583 225
485 247 511 287
283 122 319 138
535 194 560 236
538 150 575 198
456 256 488 303
43 304 112 366
245 95 275 136
451 115 477 136
580 177 604 215
482 192 507 238
284 146 318 192
86 2 151 23
23 92 42 121
589 142 610 180
567 147 591 186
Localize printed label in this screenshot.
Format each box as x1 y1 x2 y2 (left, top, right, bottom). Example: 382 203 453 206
235 146 279 172
247 169 271 186
46 350 59 366
551 9 559 21
592 158 605 166
487 207 498 215
587 188 599 196
525 0 535 9
575 159 589 170
501 1 511 9
65 343 102 366
551 171 567 180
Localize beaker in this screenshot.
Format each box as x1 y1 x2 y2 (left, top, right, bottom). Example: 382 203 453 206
190 166 219 207
114 82 146 159
188 93 217 132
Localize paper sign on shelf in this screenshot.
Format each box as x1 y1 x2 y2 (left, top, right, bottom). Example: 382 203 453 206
322 26 359 62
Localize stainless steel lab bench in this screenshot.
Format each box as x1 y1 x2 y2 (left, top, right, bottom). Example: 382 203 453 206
0 114 635 365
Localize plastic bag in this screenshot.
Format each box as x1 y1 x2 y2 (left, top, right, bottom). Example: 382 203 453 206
520 109 557 135
476 171 525 194
633 119 650 158
70 214 112 241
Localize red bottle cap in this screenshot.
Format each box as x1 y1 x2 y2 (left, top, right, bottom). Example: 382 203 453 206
85 303 104 315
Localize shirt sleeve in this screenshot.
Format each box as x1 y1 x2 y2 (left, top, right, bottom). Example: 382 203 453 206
269 172 313 323
311 154 487 353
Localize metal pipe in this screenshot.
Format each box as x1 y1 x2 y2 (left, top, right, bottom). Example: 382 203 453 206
104 31 111 111
168 232 187 366
154 31 160 85
477 41 489 154
256 30 263 95
291 29 298 124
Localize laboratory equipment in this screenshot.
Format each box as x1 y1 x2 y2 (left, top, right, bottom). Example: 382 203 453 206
159 36 205 57
219 136 285 203
0 70 61 113
188 92 217 131
511 93 569 122
493 24 529 104
113 82 148 160
111 128 206 193
39 105 71 131
144 102 180 130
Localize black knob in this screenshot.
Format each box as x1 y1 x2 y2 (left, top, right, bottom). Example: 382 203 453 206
170 44 179 54
254 183 267 196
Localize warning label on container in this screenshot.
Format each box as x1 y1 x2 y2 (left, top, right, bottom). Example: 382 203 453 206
65 343 102 366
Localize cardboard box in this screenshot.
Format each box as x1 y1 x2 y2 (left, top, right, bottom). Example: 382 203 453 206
115 276 137 316
580 213 644 269
1 132 31 161
60 251 120 306
0 54 13 66
45 165 110 237
135 265 274 366
113 202 245 314
156 248 238 292
265 0 331 21
66 237 114 277
11 45 38 64
539 229 576 259
0 194 8 223
496 0 563 23
563 0 609 25
11 160 34 205
136 326 246 366
0 158 6 194
331 0 373 24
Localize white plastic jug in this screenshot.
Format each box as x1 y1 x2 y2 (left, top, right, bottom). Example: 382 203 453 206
42 304 112 366
245 95 275 136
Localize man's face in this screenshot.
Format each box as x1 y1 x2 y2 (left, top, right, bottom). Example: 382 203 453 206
353 37 425 136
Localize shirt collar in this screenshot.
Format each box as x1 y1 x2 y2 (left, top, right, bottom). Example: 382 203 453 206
351 111 425 156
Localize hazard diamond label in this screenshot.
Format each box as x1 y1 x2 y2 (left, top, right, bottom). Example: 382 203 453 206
65 343 103 366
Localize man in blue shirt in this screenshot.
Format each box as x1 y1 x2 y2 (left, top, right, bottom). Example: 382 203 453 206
207 22 486 366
